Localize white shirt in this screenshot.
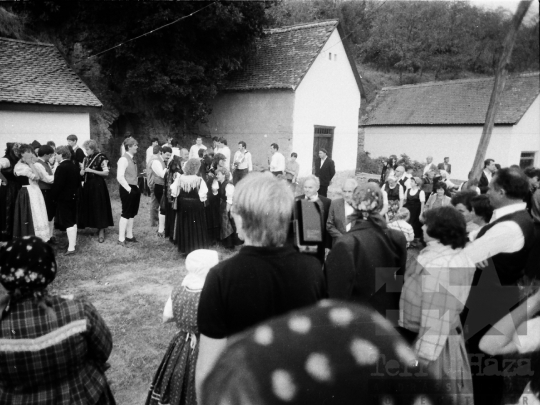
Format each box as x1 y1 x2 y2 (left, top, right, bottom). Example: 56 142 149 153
320 157 327 168
344 200 355 232
233 150 252 171
172 147 181 158
270 152 285 172
146 146 154 164
116 153 134 192
170 175 208 201
212 180 234 204
483 168 493 184
189 144 207 160
423 163 434 176
216 146 231 169
35 158 54 183
464 202 527 264
151 157 167 179
407 188 426 203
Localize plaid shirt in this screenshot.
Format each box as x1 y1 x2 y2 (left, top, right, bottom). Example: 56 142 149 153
0 295 113 404
399 241 475 362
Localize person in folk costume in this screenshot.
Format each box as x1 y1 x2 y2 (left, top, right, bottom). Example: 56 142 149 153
145 249 219 405
148 145 171 237
0 143 23 241
0 237 116 404
66 134 86 165
116 137 141 246
380 154 398 184
382 174 404 221
213 167 236 249
12 144 50 242
170 158 209 255
34 146 56 244
161 153 184 242
205 153 227 244
78 139 114 243
50 146 81 255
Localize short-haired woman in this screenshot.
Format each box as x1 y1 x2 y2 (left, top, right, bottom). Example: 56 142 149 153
424 182 452 216
170 158 209 254
399 206 475 404
0 237 115 404
195 173 326 395
12 144 50 241
78 139 114 243
403 176 425 246
381 174 404 221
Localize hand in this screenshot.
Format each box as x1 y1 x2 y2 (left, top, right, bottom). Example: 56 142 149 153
476 259 489 269
84 167 93 173
80 170 85 176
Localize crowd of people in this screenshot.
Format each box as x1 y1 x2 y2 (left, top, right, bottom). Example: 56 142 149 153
1 136 539 405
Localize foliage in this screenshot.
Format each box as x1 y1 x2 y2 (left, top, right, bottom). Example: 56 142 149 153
358 152 424 177
9 1 269 131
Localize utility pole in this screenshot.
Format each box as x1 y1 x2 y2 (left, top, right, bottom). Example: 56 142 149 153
470 0 533 181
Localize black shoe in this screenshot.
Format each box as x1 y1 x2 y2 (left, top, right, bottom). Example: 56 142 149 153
117 240 128 247
64 249 76 256
47 237 58 245
125 237 138 243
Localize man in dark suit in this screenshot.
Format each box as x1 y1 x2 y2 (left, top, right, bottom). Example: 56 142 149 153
51 145 81 255
478 158 497 194
314 148 336 197
326 178 358 247
437 156 452 175
296 175 331 263
67 134 86 165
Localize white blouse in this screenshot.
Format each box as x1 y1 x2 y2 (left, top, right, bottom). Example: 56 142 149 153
170 175 208 202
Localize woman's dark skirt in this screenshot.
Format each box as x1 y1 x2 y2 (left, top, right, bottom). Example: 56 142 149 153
13 188 35 238
404 199 422 238
78 176 114 229
205 194 221 244
0 182 21 241
161 195 177 243
176 197 208 254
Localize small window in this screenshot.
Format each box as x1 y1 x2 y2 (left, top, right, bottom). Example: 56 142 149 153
334 53 338 61
520 152 536 169
329 52 332 60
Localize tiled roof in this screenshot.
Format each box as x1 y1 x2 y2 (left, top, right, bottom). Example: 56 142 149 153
363 72 539 126
0 37 102 108
224 20 339 91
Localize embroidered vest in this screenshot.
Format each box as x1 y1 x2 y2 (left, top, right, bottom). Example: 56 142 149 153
35 159 53 189
123 153 138 186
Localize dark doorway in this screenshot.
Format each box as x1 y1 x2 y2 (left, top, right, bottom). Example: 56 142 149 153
312 126 335 174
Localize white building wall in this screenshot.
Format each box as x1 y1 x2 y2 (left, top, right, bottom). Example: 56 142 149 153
292 28 361 177
509 96 540 167
0 110 90 155
363 125 514 181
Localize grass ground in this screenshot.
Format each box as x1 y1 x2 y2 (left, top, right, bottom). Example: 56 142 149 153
0 171 413 405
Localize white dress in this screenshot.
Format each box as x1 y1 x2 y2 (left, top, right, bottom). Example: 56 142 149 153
14 161 50 241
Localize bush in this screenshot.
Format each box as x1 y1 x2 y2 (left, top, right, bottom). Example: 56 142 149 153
357 152 425 177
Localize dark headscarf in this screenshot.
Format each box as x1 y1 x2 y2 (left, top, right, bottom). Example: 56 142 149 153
0 237 57 318
203 301 449 405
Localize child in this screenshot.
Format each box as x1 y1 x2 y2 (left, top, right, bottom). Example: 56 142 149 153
146 249 219 405
387 207 414 247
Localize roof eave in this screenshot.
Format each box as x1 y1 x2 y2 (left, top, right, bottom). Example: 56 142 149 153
0 102 102 113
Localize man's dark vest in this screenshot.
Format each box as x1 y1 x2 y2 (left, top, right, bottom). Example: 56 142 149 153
35 159 53 190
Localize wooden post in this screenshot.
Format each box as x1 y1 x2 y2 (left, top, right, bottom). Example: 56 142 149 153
470 0 533 182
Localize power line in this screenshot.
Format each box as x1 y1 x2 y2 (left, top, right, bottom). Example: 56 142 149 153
0 1 218 91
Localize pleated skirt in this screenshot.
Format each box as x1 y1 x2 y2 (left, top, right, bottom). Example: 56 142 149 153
78 176 114 229
176 197 208 254
13 185 50 241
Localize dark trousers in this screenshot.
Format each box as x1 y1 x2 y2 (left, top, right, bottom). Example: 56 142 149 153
233 168 248 185
271 171 283 177
319 185 328 197
119 185 141 219
150 184 164 226
40 188 56 222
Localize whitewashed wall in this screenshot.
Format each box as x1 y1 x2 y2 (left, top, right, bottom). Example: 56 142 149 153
292 28 361 177
509 96 540 167
0 110 90 155
363 125 515 181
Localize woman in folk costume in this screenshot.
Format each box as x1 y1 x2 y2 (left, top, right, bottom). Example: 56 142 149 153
78 139 114 243
205 153 227 244
170 158 209 255
161 154 183 242
399 206 475 405
212 167 235 249
0 237 116 404
0 143 22 241
12 144 50 241
146 249 219 405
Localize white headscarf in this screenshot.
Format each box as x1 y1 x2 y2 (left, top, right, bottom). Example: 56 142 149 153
181 249 219 290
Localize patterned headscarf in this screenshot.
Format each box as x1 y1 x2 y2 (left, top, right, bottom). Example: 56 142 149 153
203 301 449 405
353 182 383 215
0 237 57 296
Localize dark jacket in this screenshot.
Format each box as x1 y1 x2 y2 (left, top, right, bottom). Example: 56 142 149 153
314 158 336 187
74 147 86 165
326 197 349 246
296 194 332 261
437 162 452 174
51 160 81 202
325 214 407 324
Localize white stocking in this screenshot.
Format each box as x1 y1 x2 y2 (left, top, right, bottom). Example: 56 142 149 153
119 217 128 242
126 218 134 239
158 214 166 233
66 225 77 251
48 220 54 240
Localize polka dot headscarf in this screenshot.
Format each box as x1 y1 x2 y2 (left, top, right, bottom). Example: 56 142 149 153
0 236 57 293
204 300 451 405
